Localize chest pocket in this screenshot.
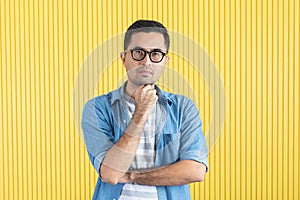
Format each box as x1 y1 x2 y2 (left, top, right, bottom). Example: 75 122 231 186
157 131 181 165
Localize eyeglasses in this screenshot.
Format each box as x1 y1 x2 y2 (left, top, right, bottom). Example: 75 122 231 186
124 48 167 63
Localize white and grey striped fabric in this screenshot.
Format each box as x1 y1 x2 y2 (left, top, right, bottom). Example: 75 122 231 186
119 98 158 200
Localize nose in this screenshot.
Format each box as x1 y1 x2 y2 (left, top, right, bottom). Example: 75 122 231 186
140 53 152 65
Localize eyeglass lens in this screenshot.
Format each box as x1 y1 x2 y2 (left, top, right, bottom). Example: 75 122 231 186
131 49 164 63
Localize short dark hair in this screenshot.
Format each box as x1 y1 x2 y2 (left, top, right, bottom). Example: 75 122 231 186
124 20 170 52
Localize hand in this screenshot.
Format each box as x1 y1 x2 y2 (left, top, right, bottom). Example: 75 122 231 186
134 84 157 112
119 172 131 183
132 84 158 125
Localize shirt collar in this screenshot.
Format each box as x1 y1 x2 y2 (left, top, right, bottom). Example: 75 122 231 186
110 81 172 106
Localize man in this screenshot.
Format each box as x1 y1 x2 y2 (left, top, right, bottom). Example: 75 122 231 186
82 20 208 200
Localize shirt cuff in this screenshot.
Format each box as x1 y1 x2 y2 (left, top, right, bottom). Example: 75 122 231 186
94 153 106 177
180 150 209 172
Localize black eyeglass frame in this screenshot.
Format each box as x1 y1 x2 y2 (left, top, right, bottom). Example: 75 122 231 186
124 48 167 63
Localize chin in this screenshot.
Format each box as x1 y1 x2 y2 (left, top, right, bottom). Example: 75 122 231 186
132 79 155 86
136 81 153 86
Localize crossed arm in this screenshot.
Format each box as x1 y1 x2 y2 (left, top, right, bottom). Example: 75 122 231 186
100 114 207 185
119 160 206 186
101 134 206 186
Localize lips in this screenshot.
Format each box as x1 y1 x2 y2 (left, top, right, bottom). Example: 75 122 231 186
139 70 152 74
138 68 153 76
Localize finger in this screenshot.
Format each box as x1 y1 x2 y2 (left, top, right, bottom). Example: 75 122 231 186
140 86 154 95
149 84 155 89
148 83 155 89
142 84 153 90
145 83 156 89
148 91 158 100
149 89 157 95
142 88 156 97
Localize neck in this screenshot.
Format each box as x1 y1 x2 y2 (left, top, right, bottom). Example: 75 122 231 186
125 81 140 99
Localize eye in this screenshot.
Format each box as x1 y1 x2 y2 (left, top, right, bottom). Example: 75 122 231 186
135 50 145 55
151 51 162 57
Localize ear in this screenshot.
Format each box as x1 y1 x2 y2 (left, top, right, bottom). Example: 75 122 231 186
120 52 126 64
163 55 170 65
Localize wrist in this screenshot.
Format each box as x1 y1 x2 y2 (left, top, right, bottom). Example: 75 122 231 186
125 120 144 137
128 171 137 183
131 112 148 126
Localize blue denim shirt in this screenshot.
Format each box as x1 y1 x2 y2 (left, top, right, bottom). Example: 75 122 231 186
81 82 208 200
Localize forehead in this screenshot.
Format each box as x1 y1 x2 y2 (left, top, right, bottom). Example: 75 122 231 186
128 32 166 50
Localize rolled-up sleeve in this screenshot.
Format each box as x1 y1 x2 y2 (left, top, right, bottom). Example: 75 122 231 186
179 98 209 172
81 98 114 175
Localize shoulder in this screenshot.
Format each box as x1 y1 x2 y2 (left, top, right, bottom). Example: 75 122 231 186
83 95 108 110
82 90 120 120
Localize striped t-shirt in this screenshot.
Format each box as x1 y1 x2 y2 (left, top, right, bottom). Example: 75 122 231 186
119 98 158 200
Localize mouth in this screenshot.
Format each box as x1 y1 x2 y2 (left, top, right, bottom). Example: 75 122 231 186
138 70 153 76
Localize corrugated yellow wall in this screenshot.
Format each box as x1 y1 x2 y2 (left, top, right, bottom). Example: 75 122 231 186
0 0 299 199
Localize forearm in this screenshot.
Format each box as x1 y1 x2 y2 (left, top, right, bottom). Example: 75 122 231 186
100 120 144 184
100 84 158 184
122 160 207 186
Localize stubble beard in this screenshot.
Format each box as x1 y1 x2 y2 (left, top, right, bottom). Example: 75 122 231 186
127 66 155 86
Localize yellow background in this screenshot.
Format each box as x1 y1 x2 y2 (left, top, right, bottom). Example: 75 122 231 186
0 0 299 199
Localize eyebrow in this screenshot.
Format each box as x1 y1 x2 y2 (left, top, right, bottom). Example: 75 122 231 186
131 46 164 51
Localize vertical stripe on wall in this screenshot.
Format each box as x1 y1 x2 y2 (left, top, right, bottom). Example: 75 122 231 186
0 0 299 199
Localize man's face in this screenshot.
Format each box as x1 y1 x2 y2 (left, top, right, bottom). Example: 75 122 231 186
120 32 169 86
